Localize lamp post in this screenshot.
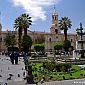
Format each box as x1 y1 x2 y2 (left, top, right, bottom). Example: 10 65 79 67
24 55 34 84
76 22 85 58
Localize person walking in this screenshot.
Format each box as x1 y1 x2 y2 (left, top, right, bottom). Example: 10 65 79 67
10 51 15 64
4 83 7 85
14 51 19 64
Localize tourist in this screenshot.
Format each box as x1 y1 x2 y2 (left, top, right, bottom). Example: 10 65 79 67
14 51 19 64
9 51 14 64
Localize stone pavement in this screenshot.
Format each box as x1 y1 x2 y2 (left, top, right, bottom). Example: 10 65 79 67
0 55 27 85
0 55 85 85
43 78 85 85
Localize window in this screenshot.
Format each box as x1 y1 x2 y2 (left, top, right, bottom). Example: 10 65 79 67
54 16 56 20
56 36 58 38
49 38 51 42
55 29 58 34
71 39 73 42
0 37 2 42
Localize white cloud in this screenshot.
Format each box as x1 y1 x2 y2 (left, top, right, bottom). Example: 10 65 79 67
11 0 60 21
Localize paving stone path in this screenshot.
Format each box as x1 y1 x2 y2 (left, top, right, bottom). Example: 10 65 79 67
0 55 85 85
0 55 27 85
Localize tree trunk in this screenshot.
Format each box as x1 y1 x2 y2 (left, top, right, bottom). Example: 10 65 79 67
18 28 22 51
64 29 67 41
24 28 27 35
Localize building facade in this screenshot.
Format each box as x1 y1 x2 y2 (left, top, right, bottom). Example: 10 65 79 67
0 8 78 52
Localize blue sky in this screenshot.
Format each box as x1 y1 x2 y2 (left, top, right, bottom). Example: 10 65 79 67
0 0 85 33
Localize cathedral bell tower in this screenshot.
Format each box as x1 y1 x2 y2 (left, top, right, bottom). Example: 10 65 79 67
50 7 61 34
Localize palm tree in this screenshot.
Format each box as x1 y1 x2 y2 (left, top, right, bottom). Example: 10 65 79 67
59 17 72 41
14 13 32 51
21 14 32 35
14 17 23 51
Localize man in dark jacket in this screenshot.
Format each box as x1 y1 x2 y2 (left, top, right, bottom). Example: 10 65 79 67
10 51 15 64
14 51 19 64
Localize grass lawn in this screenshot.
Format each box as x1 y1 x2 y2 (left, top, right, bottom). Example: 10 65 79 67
32 63 85 82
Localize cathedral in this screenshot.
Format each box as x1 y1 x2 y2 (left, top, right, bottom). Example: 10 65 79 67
0 8 77 52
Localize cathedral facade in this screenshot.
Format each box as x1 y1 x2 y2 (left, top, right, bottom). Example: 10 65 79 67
0 9 77 52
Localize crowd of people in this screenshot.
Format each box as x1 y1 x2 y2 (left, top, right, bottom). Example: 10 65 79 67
9 51 19 64
0 51 31 65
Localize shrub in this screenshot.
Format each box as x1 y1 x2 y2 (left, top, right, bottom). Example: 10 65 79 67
21 35 32 52
34 44 45 52
54 43 63 51
63 40 71 52
34 73 37 77
42 59 72 72
42 59 56 71
55 64 71 72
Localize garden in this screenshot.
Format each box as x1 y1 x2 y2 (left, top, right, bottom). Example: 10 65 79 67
31 59 85 82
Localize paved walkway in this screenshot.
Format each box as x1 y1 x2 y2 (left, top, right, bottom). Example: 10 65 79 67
43 78 85 85
0 55 85 85
0 55 27 85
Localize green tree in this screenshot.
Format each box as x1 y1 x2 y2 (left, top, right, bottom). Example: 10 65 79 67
14 16 23 51
59 17 72 41
63 40 71 53
21 35 32 52
4 31 16 48
34 44 45 52
14 13 32 51
21 14 32 35
54 43 63 52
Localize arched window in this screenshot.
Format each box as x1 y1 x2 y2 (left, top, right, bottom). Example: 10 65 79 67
55 16 56 20
0 37 2 42
71 39 73 42
52 16 54 20
55 29 58 34
52 16 56 20
49 38 51 42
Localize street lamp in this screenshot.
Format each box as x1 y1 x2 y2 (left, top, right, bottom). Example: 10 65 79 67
76 22 85 58
24 55 34 84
